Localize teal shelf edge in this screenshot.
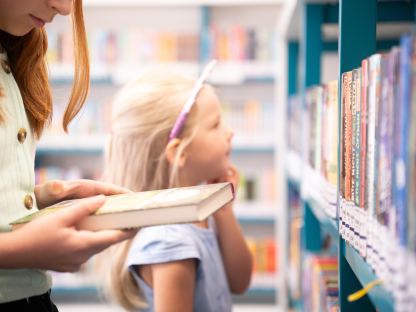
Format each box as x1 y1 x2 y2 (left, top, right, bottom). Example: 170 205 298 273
306 197 338 240
36 146 273 157
344 243 395 312
237 217 275 225
245 287 276 297
291 298 303 312
36 148 103 156
51 286 98 295
231 147 275 154
288 177 301 190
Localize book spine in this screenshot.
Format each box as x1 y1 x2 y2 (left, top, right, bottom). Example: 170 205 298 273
388 47 401 239
354 68 362 207
394 35 411 246
367 54 381 218
377 55 393 226
327 80 339 187
343 72 353 201
315 87 324 173
360 59 369 210
408 36 416 252
351 70 358 204
340 73 348 198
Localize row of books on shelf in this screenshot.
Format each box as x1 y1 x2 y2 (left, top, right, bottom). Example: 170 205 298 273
46 25 274 66
288 32 416 310
287 80 339 218
246 237 277 274
287 81 338 191
339 33 416 310
41 98 275 149
302 255 339 312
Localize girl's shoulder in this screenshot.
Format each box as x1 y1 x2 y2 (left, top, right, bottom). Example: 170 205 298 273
126 224 203 267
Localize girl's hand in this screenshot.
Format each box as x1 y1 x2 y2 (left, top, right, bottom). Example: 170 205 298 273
209 164 239 192
6 195 136 272
34 179 131 209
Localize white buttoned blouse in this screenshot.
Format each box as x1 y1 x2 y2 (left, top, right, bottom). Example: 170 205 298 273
0 49 51 303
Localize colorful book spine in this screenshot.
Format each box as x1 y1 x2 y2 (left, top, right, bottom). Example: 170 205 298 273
326 80 339 187
360 59 369 209
388 47 401 239
342 71 353 201
408 38 416 252
394 35 411 247
366 54 382 217
377 54 394 226
353 69 362 207
350 69 358 204
315 87 324 173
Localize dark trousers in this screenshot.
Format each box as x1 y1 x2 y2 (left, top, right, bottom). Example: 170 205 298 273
0 291 59 312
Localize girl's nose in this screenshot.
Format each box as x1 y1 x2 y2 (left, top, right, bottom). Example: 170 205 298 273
49 0 73 16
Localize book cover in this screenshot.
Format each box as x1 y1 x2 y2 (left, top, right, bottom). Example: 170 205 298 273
11 183 234 231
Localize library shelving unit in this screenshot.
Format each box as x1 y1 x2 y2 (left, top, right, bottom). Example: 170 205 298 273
38 0 284 306
280 0 415 311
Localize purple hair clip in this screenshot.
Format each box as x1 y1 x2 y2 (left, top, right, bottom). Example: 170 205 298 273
168 60 217 141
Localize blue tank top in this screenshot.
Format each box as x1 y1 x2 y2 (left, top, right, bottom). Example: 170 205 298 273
126 220 232 312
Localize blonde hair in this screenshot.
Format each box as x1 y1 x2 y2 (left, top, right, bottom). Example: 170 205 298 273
0 0 89 137
101 70 205 311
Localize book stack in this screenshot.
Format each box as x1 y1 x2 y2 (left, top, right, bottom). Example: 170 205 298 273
237 169 276 204
35 166 84 183
296 80 339 219
287 95 302 156
208 24 274 62
339 33 416 310
47 29 200 66
246 237 277 275
302 255 339 312
288 187 302 301
222 99 275 148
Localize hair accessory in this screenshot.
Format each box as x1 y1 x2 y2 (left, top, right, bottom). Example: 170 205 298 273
168 59 217 141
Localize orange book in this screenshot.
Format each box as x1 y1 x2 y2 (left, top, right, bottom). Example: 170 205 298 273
265 239 277 273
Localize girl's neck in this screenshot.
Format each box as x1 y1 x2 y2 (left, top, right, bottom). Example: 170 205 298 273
176 175 208 229
177 173 205 188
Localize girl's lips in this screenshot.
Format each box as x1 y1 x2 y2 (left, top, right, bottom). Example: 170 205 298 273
30 15 45 27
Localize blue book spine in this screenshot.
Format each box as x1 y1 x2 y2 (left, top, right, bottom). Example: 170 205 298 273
394 34 412 246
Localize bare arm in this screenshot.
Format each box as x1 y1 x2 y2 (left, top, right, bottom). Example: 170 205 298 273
214 203 253 294
150 259 197 312
0 195 135 272
212 165 253 294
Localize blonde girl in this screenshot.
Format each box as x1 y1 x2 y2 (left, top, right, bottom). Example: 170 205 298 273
0 1 134 310
102 65 253 312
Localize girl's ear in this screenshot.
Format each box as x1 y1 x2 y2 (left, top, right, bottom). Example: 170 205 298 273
165 138 187 168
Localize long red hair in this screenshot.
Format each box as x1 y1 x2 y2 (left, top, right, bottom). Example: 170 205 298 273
0 0 90 137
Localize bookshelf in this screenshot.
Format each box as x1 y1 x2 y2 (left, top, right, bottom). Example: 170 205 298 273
280 0 415 311
39 1 282 306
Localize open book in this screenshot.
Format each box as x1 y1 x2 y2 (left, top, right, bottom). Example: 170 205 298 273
11 182 234 231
